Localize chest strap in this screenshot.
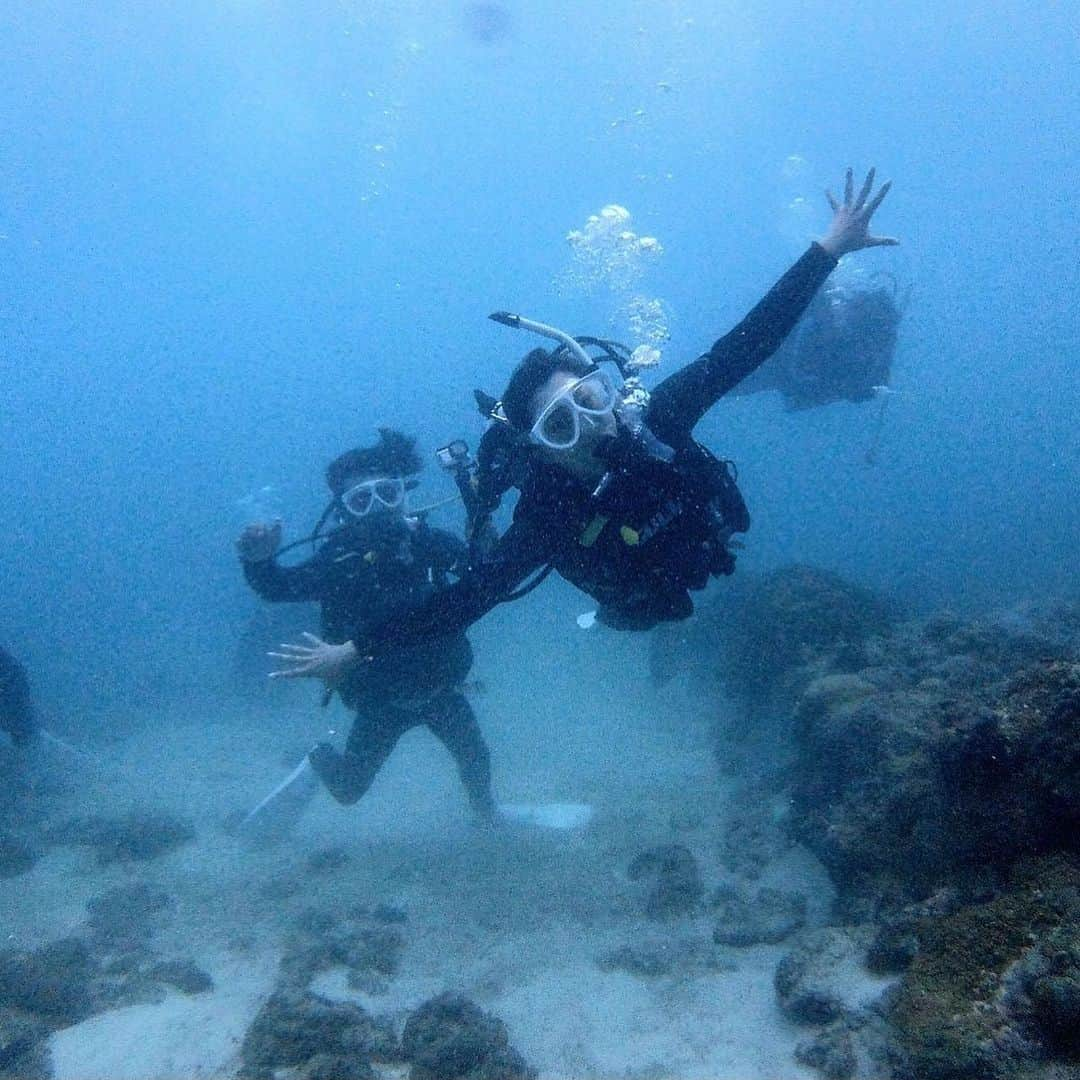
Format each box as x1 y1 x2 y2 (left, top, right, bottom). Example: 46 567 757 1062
580 502 697 550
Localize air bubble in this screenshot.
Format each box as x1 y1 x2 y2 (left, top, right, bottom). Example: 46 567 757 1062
557 204 670 366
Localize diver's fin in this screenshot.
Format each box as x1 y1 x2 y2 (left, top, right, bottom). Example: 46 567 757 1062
239 756 319 847
36 729 107 766
497 802 594 830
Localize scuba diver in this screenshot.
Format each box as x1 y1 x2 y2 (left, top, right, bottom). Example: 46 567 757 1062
732 271 904 411
1 645 40 749
236 429 497 822
267 168 897 680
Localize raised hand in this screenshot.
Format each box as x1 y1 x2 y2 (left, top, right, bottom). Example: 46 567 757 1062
236 521 282 563
819 167 898 258
268 632 359 684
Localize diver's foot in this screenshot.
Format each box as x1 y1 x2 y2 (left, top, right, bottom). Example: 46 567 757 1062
469 798 504 831
308 743 363 805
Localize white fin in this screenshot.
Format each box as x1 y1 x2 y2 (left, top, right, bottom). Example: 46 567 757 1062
37 729 107 766
498 802 594 830
240 757 319 846
576 610 597 630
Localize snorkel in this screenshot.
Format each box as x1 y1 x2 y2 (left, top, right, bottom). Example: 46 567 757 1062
489 311 596 369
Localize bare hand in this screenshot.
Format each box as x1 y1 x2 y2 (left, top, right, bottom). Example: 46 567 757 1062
819 168 897 258
236 521 282 563
268 633 360 684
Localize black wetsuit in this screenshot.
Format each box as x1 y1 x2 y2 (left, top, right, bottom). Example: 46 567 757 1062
243 520 494 815
0 646 39 747
360 241 838 649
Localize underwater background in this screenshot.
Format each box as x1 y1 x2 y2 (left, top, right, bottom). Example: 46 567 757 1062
3 0 1076 705
1 3 1078 1079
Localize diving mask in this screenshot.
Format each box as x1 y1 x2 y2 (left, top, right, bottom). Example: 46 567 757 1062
340 477 406 518
530 368 619 451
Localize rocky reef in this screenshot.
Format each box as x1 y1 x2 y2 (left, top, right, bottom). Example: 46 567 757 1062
241 987 538 1080
0 875 215 1079
792 645 1080 914
883 856 1080 1080
0 1005 50 1080
234 893 535 1080
712 884 806 947
278 905 406 995
658 563 896 718
239 985 535 1080
0 767 194 883
692 566 1080 1079
240 988 398 1080
45 810 195 865
626 844 705 919
0 805 198 885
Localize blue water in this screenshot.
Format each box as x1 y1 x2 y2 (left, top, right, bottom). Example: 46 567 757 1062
2 0 1077 709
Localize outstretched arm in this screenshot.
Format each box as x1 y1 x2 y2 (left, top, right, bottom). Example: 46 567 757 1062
646 168 896 445
267 515 554 681
364 512 554 649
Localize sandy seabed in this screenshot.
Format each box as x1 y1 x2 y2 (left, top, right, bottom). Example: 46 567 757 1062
2 623 888 1080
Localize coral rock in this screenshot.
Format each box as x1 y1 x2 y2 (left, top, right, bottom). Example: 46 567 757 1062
241 988 396 1075
795 1021 857 1080
147 959 214 995
712 885 807 947
47 812 195 864
402 992 536 1080
626 844 704 919
775 928 868 1026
